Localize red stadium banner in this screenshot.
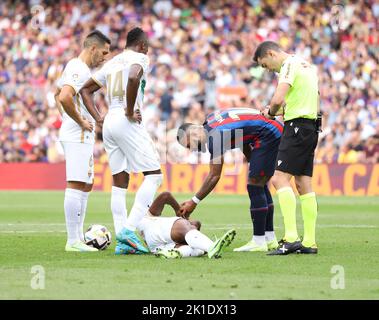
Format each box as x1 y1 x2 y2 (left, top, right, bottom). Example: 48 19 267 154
0 163 378 196
216 86 248 109
0 163 66 190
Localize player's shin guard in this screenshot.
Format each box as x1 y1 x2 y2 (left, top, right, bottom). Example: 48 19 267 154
64 188 82 245
277 187 299 242
184 229 214 252
126 174 163 230
264 185 276 242
79 191 89 242
111 186 128 235
177 245 205 257
300 192 318 247
247 184 268 246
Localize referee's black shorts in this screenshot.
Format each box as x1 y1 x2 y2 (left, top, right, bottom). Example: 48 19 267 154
275 118 319 177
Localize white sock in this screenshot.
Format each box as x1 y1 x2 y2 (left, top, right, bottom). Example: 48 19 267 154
79 191 89 242
184 229 214 252
64 188 82 245
126 174 163 230
177 245 205 257
253 235 266 246
111 186 128 235
265 231 276 242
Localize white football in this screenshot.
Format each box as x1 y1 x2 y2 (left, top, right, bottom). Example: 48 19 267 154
85 224 111 250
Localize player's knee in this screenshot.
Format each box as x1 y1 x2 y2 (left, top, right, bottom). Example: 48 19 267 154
67 181 86 191
271 171 291 189
171 219 191 243
112 174 129 189
295 176 313 195
158 191 171 202
190 220 201 230
295 180 302 194
83 183 93 192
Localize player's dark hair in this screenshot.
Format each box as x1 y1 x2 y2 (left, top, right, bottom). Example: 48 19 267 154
253 41 281 62
176 123 194 143
126 27 146 48
84 30 111 47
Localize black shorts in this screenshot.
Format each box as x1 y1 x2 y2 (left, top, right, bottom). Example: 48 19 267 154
276 118 319 177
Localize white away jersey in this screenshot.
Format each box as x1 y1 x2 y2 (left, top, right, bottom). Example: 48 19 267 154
92 49 149 111
57 58 95 144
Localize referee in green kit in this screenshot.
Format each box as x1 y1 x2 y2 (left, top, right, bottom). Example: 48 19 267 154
253 41 321 255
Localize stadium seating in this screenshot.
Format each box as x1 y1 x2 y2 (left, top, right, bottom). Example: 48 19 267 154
0 0 378 164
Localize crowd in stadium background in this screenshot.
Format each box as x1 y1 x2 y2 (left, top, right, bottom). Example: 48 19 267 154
0 0 378 165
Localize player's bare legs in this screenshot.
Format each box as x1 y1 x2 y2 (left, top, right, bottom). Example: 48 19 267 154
170 218 198 244
295 175 313 195
170 218 235 258
271 170 293 190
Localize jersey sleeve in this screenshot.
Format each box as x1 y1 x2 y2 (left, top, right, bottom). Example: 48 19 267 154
91 64 107 88
130 53 150 75
278 58 297 86
56 76 63 89
60 60 89 94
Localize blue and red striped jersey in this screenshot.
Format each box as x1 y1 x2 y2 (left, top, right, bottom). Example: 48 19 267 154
203 108 283 159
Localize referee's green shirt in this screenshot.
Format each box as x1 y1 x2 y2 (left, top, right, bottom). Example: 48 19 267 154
278 55 319 121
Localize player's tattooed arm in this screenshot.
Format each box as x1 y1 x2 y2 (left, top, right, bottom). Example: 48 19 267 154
59 85 93 132
80 79 103 126
148 192 181 217
126 64 143 122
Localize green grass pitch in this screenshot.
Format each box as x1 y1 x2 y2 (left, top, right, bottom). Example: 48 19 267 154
0 191 378 300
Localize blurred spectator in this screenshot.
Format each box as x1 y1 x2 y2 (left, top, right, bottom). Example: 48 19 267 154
0 0 378 164
363 135 379 163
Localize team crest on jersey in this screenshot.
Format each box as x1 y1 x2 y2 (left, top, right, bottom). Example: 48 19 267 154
214 111 223 123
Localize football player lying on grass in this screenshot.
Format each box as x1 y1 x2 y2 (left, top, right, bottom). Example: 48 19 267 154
115 192 236 259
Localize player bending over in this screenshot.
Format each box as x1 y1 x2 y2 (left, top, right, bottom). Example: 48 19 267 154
177 108 283 252
116 192 236 259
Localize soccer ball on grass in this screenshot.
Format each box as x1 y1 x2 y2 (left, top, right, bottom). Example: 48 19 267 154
84 224 111 250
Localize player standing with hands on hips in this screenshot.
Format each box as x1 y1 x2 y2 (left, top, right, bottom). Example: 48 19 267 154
56 31 111 252
254 41 321 255
80 28 163 254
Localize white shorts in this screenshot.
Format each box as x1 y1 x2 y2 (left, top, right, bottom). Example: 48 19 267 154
139 216 181 253
61 142 94 184
103 108 161 174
